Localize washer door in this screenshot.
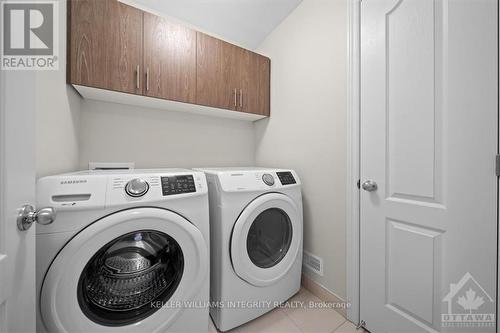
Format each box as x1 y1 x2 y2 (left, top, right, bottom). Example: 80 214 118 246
41 208 208 333
230 193 301 287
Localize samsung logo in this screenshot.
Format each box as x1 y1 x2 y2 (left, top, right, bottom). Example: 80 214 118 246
60 180 87 185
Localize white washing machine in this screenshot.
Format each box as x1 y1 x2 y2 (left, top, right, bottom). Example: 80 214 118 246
36 169 210 333
194 167 303 332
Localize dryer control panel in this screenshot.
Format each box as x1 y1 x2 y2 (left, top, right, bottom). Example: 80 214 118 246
212 169 300 192
276 171 296 185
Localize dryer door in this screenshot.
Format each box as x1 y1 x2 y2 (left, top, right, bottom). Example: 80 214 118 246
231 193 301 287
40 207 208 333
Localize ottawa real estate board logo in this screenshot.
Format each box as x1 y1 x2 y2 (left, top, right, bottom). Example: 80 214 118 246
1 0 58 70
442 272 495 329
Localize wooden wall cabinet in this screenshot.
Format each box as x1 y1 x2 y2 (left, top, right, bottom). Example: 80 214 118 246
68 0 270 119
196 32 270 116
196 33 240 111
68 0 143 94
240 50 270 116
143 12 197 103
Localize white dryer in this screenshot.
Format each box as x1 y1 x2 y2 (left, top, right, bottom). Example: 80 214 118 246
36 169 210 333
194 167 303 332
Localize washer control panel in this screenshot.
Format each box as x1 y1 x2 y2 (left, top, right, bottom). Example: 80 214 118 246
161 175 196 196
277 171 296 185
108 171 205 203
125 178 150 197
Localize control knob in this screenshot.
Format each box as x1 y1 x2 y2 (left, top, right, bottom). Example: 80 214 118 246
262 174 275 186
125 178 149 197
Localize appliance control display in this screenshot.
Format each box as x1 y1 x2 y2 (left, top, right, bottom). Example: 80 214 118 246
277 171 296 185
161 175 196 196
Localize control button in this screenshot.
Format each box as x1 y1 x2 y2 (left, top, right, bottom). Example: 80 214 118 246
125 178 149 197
262 174 275 186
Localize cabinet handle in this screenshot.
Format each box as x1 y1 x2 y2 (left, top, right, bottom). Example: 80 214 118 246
146 67 150 91
136 65 140 90
239 89 243 108
234 88 237 107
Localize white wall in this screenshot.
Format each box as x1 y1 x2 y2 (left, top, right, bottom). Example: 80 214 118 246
255 0 348 299
79 99 255 169
123 0 302 49
36 0 81 178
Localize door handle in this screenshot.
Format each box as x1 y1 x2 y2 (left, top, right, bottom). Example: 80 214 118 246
234 88 237 107
361 180 378 192
146 67 150 91
239 89 243 108
17 205 56 231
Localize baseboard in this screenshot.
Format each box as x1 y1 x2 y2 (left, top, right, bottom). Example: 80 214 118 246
301 274 348 318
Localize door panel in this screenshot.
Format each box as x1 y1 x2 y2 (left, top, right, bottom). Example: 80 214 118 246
240 51 271 116
386 0 439 202
386 220 441 326
360 0 497 332
257 56 271 117
68 0 143 94
237 49 255 113
143 13 196 103
196 33 239 111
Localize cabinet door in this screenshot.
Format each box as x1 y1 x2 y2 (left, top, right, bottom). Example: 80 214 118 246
143 13 196 103
68 0 143 94
196 32 240 110
239 51 270 116
257 56 270 116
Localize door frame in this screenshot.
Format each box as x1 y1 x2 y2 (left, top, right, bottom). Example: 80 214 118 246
0 49 7 311
346 0 361 325
346 0 500 328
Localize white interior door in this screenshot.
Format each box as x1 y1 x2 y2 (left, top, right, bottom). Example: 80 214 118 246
0 70 37 331
360 0 498 332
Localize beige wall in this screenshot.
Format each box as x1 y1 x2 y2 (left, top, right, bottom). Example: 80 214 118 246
36 0 81 178
78 99 255 169
254 0 348 299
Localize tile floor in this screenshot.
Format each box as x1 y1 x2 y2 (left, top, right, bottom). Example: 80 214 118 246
208 288 366 333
